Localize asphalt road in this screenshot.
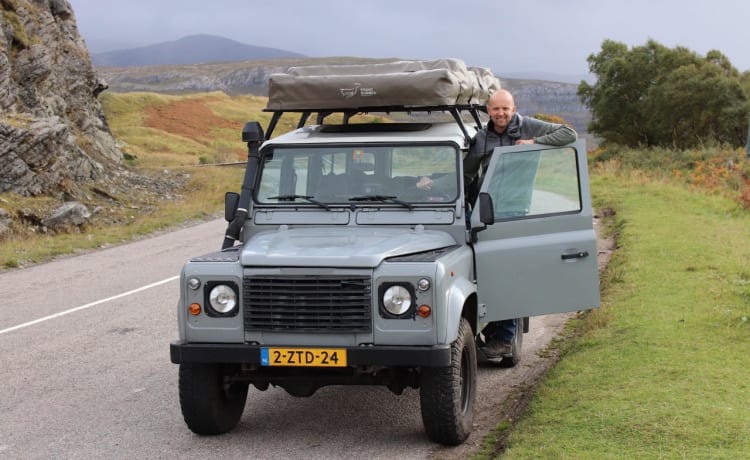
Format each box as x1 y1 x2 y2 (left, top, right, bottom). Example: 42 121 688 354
0 219 578 460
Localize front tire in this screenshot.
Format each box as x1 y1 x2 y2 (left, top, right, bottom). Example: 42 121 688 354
419 317 477 445
179 363 248 435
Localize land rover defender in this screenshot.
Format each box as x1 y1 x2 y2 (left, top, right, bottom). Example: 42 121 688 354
169 59 600 445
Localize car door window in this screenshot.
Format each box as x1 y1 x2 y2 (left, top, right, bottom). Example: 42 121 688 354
484 147 580 219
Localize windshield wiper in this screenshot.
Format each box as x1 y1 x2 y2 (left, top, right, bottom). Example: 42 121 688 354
267 194 330 210
348 195 414 210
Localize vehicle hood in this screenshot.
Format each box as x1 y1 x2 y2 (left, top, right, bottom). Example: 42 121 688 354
240 226 456 267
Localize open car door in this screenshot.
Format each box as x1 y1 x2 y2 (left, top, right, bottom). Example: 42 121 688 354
471 140 600 321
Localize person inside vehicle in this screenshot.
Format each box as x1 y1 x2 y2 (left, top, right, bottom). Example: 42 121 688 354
420 89 577 360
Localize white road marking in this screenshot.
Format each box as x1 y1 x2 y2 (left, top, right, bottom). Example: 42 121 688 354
0 275 179 335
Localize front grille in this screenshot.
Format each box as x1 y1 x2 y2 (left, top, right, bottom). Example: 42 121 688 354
243 275 372 332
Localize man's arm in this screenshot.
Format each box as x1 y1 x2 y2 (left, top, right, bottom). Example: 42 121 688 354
522 117 578 146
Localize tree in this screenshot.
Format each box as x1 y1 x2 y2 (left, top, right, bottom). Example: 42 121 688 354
579 39 749 149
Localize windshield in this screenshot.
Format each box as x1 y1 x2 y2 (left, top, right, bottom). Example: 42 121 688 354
256 144 459 205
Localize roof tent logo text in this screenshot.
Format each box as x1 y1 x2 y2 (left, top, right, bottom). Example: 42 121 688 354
340 83 377 98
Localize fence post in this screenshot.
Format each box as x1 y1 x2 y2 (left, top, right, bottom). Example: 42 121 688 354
747 118 750 158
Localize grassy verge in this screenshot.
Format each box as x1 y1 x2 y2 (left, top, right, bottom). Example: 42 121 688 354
495 169 750 458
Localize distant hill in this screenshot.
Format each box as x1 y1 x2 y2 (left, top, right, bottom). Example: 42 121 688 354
91 34 306 67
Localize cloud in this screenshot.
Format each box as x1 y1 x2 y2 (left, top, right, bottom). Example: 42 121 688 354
68 0 750 76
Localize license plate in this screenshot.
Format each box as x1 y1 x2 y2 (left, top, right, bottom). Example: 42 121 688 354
260 348 347 367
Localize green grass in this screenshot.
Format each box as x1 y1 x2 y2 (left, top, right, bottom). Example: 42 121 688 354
496 169 750 459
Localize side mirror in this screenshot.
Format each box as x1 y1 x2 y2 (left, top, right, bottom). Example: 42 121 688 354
478 192 495 225
224 192 240 222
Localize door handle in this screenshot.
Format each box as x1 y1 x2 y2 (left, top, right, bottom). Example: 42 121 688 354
561 250 589 260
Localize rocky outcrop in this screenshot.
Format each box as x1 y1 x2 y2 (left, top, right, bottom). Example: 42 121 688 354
0 0 121 198
98 61 291 95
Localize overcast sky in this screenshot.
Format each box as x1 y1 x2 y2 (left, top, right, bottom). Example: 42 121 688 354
67 0 750 79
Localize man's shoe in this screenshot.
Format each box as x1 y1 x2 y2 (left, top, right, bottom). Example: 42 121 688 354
481 340 513 360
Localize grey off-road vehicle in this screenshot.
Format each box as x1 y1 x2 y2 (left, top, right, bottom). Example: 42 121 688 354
169 60 600 445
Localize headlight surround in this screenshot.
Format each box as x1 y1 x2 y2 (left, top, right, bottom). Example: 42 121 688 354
379 283 415 318
205 282 239 317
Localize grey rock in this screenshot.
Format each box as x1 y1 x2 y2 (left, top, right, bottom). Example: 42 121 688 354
42 201 91 231
46 0 73 19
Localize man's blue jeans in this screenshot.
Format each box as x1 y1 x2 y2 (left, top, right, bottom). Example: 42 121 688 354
482 319 516 343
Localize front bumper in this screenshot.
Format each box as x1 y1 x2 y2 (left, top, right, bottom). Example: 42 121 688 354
170 341 452 367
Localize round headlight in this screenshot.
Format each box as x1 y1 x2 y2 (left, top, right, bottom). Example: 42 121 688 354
208 284 237 314
382 285 413 316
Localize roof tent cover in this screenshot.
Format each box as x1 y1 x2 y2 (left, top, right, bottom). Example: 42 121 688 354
265 59 501 111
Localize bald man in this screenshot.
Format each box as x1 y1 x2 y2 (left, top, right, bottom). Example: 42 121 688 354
469 89 578 360
463 89 578 201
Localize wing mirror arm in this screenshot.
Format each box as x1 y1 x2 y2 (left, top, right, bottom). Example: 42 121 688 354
469 193 495 243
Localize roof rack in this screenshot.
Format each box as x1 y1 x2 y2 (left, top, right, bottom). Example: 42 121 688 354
260 59 499 142
262 105 487 142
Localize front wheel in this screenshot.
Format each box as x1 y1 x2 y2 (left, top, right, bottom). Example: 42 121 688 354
419 317 477 445
178 363 248 435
